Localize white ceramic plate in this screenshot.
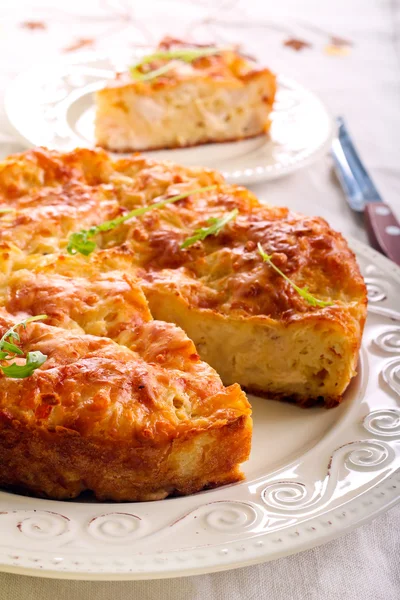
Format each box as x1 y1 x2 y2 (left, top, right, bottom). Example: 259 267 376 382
4 51 334 184
0 239 399 580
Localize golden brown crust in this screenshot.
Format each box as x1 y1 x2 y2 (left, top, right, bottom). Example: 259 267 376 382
0 146 366 499
0 413 251 501
0 307 249 441
100 37 276 93
0 147 366 326
0 146 366 356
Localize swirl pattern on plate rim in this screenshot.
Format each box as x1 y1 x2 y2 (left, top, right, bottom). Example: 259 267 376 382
88 512 143 542
261 440 395 514
374 328 400 353
0 510 71 541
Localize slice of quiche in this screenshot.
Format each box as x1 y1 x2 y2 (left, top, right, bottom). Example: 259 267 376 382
95 37 277 151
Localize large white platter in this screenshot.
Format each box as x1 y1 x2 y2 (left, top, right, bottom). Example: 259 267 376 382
4 51 334 185
0 239 399 580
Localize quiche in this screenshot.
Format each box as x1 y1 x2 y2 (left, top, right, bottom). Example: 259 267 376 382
0 147 366 500
95 37 277 151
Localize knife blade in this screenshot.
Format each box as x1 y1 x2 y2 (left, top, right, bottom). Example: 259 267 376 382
331 116 400 266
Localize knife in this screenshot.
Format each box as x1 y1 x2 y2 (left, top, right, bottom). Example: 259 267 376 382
331 116 400 266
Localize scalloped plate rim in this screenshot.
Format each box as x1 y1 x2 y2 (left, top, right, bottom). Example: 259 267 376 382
1 473 398 581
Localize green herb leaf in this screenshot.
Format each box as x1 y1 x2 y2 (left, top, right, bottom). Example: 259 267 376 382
130 46 227 82
257 243 332 308
130 62 176 82
67 185 217 256
180 208 238 249
0 351 47 379
66 231 97 257
0 314 48 353
6 331 20 342
1 341 24 356
0 315 48 378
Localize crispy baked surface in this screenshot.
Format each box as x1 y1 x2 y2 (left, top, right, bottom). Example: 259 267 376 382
95 37 277 151
0 147 366 498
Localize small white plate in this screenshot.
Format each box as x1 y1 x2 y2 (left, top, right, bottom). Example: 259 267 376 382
5 51 334 184
0 239 399 580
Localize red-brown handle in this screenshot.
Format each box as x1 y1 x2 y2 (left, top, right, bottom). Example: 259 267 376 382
364 202 400 266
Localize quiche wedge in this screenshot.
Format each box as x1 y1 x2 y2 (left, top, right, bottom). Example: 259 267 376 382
95 37 277 151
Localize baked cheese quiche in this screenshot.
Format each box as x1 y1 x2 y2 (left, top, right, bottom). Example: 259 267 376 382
0 147 366 500
95 37 277 151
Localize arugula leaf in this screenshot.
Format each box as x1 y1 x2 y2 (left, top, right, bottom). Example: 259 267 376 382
257 243 332 308
180 209 238 249
130 46 227 82
130 62 176 82
0 315 48 378
66 231 97 257
1 351 47 379
1 341 24 356
0 314 48 351
67 185 217 256
6 331 20 342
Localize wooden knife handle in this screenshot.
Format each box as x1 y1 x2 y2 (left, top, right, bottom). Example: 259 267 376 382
364 202 400 266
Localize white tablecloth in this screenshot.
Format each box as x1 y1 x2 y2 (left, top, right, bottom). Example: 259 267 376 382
0 0 399 598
